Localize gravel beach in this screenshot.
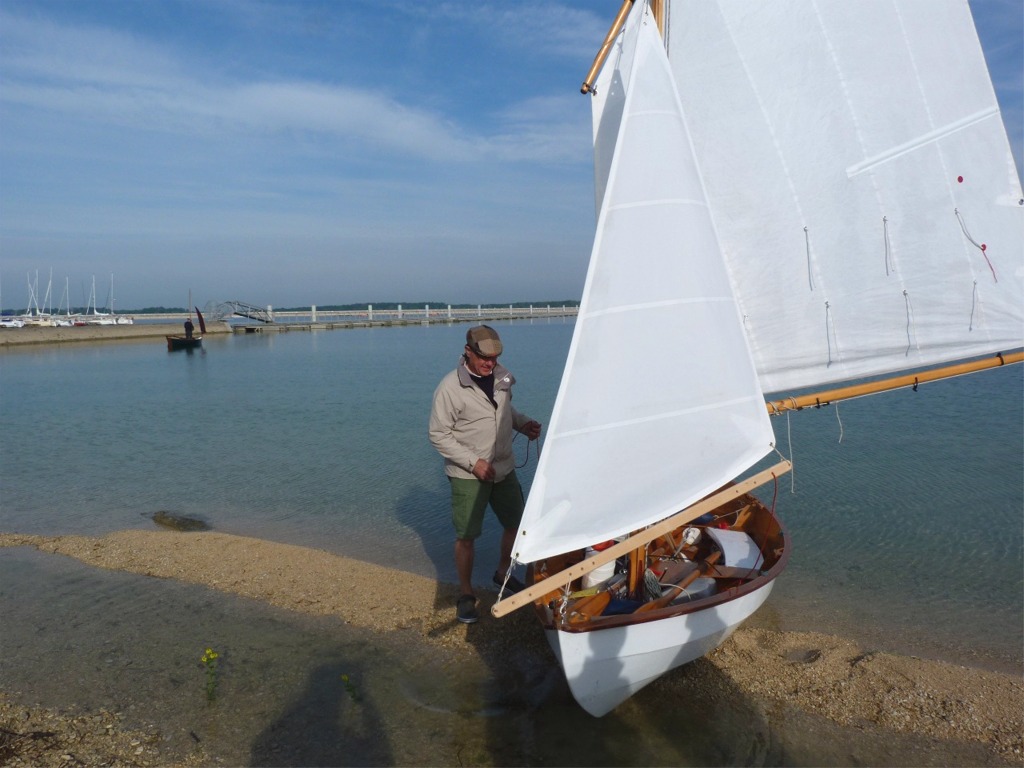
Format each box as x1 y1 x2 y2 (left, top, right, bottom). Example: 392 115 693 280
1 530 1020 767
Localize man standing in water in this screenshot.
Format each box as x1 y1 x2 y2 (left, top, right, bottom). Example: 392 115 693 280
429 325 542 624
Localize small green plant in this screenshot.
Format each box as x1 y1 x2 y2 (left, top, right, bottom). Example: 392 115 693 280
200 648 220 702
340 673 361 702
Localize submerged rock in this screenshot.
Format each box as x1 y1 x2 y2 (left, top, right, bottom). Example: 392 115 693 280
151 511 210 532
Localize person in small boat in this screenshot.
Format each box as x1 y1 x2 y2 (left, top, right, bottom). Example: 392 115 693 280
429 324 542 624
184 317 194 339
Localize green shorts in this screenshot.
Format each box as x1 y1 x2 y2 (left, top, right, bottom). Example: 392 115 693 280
449 471 525 540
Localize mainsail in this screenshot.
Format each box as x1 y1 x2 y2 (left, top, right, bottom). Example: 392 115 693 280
512 0 1023 567
513 8 774 565
665 0 1024 394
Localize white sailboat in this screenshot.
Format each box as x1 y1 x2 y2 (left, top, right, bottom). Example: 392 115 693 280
83 275 116 325
19 270 56 326
493 0 1023 717
54 276 78 326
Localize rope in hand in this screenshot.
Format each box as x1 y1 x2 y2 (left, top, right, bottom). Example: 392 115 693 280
514 431 540 469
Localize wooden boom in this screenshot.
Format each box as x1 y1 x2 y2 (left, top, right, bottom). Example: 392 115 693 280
491 459 792 618
765 350 1024 414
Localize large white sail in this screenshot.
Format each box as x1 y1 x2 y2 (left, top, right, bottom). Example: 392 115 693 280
513 10 774 565
666 0 1024 395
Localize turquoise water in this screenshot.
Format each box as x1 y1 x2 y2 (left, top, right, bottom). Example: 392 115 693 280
1 320 1022 671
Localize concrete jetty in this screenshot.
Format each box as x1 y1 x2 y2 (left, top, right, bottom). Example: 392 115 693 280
0 305 578 348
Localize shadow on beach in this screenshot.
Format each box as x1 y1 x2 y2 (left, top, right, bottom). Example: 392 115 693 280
249 659 390 767
1 533 1018 767
393 485 453 598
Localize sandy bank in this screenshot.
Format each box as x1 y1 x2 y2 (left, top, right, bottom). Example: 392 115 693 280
1 529 1021 766
0 322 231 348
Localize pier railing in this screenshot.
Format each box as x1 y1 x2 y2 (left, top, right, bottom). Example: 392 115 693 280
202 303 580 334
138 303 579 324
273 304 578 323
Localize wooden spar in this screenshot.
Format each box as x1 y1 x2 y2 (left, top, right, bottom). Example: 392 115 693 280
648 0 664 34
491 459 792 618
765 350 1024 414
580 0 635 94
627 542 645 597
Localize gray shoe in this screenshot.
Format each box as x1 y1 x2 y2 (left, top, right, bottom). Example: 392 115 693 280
456 594 479 624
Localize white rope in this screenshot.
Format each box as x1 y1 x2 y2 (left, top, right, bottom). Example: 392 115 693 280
496 556 524 600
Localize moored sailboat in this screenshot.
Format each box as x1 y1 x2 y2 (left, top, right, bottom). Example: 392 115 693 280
492 0 1023 717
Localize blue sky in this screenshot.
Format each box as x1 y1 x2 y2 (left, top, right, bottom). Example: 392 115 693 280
1 0 1021 310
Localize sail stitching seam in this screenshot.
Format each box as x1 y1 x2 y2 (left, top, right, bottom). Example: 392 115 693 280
552 397 768 439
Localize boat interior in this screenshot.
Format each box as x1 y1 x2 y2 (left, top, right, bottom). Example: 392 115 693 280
528 492 787 632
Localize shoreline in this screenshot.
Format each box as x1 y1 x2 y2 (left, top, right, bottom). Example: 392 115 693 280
1 529 1021 766
0 322 232 348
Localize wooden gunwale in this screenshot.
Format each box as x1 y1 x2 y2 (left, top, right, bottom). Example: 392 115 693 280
531 492 789 634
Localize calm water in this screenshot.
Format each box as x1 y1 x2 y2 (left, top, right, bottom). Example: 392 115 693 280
0 320 1022 762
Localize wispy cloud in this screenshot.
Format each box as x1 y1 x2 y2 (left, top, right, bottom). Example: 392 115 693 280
0 1 1018 308
0 9 585 166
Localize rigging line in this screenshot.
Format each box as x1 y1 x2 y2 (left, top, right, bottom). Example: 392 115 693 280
769 469 780 516
883 216 892 276
903 290 916 357
825 301 834 367
783 416 796 494
496 562 517 600
834 402 844 443
969 280 978 332
955 208 998 282
804 227 815 291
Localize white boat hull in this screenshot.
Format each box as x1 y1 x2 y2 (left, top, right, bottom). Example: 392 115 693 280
546 580 775 717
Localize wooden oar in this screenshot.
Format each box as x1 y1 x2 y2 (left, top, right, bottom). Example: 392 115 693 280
567 591 612 624
634 551 721 614
491 459 791 618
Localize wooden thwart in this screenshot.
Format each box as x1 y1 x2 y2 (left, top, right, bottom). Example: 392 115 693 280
491 459 792 618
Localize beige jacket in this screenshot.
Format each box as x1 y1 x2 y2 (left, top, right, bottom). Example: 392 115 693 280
428 359 532 482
